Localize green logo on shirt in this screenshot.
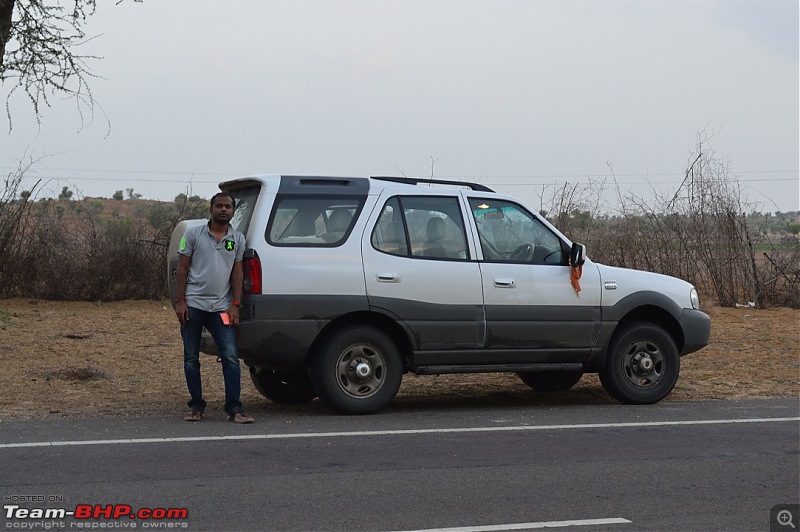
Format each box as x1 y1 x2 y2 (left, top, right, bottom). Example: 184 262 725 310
225 240 235 252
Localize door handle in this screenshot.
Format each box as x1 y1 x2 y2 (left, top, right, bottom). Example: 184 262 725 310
494 278 515 288
377 273 400 282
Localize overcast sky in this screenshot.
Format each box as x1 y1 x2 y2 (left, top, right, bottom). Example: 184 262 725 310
2 0 798 213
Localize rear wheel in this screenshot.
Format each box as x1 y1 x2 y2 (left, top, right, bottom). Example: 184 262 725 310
310 325 403 415
249 368 317 404
599 322 679 404
517 370 583 391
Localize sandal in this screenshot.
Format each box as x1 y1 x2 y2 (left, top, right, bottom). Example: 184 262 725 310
184 410 203 422
228 412 254 424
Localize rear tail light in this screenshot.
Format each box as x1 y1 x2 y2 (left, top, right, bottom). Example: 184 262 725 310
243 256 262 294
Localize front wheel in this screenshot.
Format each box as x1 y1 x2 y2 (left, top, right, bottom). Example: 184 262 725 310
599 322 679 404
249 368 317 404
310 325 403 415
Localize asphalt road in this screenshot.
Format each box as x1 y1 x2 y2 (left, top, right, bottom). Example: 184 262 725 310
1 398 798 532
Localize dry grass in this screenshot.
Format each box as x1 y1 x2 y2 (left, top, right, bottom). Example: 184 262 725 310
0 299 797 420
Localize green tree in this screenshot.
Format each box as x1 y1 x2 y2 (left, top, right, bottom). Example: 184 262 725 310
19 189 30 201
146 203 176 232
113 190 124 201
58 186 73 200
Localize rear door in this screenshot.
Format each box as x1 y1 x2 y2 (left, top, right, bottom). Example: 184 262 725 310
362 191 485 359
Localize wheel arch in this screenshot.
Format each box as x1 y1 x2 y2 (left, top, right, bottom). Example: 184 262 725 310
591 301 686 373
615 305 684 353
308 310 414 372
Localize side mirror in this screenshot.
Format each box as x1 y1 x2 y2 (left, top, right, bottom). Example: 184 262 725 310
570 243 586 267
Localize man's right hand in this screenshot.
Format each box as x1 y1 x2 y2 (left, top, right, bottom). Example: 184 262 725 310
176 301 189 325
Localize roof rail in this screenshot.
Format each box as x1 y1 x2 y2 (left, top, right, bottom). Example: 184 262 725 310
370 176 494 193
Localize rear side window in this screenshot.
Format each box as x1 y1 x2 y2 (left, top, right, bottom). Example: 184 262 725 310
227 185 260 235
371 195 469 260
267 196 362 246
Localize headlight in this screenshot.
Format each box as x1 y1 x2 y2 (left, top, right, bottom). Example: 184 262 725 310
690 288 700 309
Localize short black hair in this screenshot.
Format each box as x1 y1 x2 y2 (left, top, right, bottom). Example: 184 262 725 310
209 191 236 210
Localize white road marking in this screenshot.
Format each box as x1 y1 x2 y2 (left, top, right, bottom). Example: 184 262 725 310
390 517 632 531
0 417 796 449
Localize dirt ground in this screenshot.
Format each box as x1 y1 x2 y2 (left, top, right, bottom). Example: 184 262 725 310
0 299 797 420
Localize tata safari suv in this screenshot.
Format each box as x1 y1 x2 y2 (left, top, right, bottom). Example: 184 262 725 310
168 175 710 414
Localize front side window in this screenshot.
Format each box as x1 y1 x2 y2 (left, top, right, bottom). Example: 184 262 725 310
267 196 361 246
469 198 565 264
371 195 469 260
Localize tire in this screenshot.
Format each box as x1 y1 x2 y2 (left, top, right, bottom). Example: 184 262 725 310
310 325 403 415
249 368 317 404
599 322 679 404
517 370 583 392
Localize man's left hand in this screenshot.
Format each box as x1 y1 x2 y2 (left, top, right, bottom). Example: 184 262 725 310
227 305 240 326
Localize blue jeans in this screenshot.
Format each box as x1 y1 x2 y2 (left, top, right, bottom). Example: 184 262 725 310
182 307 243 416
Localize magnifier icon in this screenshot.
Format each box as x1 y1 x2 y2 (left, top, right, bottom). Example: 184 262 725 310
778 510 796 528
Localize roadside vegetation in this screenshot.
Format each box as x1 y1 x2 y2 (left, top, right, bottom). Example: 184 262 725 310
541 138 799 309
1 141 798 307
0 159 207 300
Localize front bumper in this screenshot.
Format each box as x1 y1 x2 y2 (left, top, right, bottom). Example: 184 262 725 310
679 308 711 355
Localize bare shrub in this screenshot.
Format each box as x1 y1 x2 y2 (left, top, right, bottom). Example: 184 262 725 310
1 170 208 300
757 220 800 308
0 156 47 293
550 133 797 309
537 178 608 241
619 135 763 307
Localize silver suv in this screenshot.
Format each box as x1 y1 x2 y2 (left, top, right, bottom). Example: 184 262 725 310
168 175 710 414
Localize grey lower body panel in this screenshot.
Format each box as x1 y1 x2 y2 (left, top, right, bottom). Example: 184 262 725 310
483 304 599 350
236 294 369 366
236 319 322 366
413 363 584 375
412 347 591 367
236 294 604 370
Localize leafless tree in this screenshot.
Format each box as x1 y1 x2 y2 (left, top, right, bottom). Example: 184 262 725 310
0 0 139 130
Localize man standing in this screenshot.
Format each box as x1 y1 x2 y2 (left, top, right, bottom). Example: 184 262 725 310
174 192 254 424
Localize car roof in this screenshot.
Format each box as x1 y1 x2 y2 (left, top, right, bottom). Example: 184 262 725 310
219 174 494 195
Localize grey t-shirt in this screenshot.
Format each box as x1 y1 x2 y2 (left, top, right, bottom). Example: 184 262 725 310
178 222 245 312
